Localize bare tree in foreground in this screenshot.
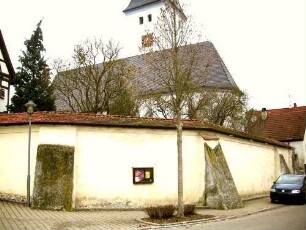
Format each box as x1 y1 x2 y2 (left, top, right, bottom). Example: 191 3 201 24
53 38 138 115
142 1 207 217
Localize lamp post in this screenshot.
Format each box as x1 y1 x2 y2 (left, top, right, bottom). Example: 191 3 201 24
25 100 36 207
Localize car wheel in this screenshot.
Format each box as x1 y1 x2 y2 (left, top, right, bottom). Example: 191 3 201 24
271 198 277 203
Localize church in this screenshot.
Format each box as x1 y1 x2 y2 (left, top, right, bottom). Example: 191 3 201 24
54 0 239 116
0 0 295 211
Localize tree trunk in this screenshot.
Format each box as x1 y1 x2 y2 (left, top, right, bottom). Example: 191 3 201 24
176 113 184 218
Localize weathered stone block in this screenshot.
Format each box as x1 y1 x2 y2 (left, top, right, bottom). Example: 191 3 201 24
279 154 290 174
204 143 243 209
32 144 74 211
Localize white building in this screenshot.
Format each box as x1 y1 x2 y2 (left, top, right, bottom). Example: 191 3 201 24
0 30 15 113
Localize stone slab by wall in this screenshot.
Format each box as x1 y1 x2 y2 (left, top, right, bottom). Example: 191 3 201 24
279 154 290 174
204 143 243 209
32 144 74 211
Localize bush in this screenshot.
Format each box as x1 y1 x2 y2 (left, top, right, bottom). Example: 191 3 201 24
144 205 176 219
184 204 196 215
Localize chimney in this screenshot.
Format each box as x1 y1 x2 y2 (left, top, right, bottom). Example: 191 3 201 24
293 103 297 108
261 108 268 120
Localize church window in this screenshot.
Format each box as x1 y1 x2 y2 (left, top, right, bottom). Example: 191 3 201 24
148 14 152 22
139 16 144 25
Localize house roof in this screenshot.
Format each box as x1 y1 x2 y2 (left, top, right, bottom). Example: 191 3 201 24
124 41 238 95
0 30 15 86
0 112 290 148
256 106 306 142
123 0 161 13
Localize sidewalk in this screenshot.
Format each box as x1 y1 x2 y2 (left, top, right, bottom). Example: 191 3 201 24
0 197 284 230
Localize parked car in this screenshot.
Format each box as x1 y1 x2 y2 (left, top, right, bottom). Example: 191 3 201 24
270 174 306 204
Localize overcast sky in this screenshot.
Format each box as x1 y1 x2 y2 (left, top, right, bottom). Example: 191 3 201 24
1 0 305 110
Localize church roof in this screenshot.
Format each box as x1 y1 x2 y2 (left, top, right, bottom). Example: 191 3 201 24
54 41 238 111
124 41 238 96
123 0 161 13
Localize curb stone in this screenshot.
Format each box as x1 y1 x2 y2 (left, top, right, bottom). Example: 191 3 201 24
135 203 285 229
136 216 219 228
228 205 285 220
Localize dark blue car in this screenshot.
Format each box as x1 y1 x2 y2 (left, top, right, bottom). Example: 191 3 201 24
270 174 306 204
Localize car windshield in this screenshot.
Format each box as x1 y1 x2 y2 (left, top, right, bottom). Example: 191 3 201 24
276 174 303 184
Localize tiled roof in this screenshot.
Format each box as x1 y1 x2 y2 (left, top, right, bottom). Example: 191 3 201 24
54 41 238 111
257 106 306 142
0 112 290 148
124 41 238 95
123 0 161 13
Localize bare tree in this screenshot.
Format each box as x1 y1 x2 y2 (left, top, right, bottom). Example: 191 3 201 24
187 89 246 125
187 89 266 133
142 1 206 217
53 38 138 114
243 108 266 134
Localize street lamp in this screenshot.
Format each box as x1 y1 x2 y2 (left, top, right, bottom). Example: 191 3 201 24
25 100 36 207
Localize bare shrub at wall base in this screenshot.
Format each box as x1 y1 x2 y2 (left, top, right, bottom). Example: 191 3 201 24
183 204 196 216
144 205 176 219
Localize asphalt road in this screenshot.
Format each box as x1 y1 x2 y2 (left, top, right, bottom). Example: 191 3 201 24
168 204 306 230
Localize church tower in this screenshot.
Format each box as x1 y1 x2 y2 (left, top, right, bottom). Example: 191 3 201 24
123 0 163 49
123 0 186 51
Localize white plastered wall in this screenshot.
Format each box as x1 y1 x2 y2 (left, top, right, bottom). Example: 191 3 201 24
73 127 205 208
0 125 39 196
0 124 293 207
202 131 292 196
289 131 306 169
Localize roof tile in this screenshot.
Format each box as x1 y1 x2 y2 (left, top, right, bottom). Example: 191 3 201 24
257 106 306 141
54 41 238 111
124 41 238 94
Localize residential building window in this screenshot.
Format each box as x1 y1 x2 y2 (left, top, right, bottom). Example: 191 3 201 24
139 16 144 25
148 14 152 22
0 88 4 99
